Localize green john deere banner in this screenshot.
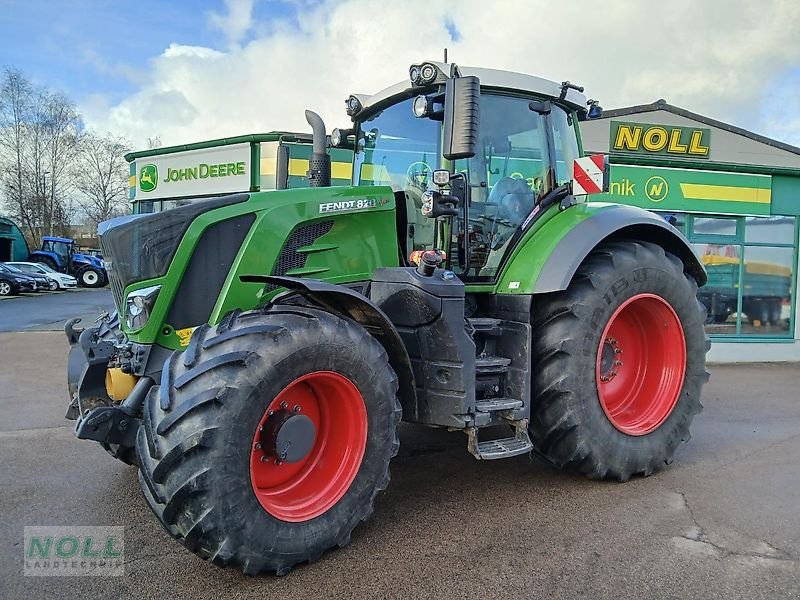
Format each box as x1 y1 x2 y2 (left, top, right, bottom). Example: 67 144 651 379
610 120 711 159
598 164 772 215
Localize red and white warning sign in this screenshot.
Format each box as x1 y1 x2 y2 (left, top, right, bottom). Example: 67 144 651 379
572 154 609 195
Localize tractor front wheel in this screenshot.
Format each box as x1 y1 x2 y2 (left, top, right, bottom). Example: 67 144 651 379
530 240 709 480
136 306 401 575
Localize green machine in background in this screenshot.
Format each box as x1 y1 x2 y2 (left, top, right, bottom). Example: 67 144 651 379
67 61 710 576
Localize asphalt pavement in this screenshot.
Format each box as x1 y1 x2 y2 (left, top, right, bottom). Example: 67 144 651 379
0 288 115 332
0 296 798 599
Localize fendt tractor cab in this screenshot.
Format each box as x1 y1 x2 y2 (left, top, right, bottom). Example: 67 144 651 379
65 61 709 575
30 235 107 287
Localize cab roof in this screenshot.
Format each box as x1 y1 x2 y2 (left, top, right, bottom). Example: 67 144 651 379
352 61 589 118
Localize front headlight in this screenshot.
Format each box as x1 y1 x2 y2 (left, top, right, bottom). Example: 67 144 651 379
14 277 27 283
125 285 161 331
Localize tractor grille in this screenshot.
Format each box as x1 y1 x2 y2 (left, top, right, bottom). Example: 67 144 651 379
98 193 249 310
166 214 256 330
270 220 334 279
100 236 125 308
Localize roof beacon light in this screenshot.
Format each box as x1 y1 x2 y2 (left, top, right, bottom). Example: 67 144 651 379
330 127 355 147
409 62 440 87
432 169 450 186
419 63 437 84
345 95 362 117
413 95 431 118
409 65 422 86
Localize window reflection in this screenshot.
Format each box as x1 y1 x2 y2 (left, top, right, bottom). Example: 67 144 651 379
744 216 794 245
691 215 795 338
740 246 793 336
696 243 740 335
693 216 737 237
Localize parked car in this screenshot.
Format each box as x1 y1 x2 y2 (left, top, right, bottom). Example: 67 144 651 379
7 261 78 290
0 263 38 296
1 263 50 292
3 263 50 292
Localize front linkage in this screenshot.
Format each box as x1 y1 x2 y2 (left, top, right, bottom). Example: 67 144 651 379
65 312 159 464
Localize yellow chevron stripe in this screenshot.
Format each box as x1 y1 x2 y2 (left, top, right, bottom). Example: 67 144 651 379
680 183 771 204
358 163 390 183
129 175 136 188
260 158 353 180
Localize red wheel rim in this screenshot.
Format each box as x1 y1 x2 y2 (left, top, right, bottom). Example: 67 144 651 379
596 293 686 436
249 371 367 522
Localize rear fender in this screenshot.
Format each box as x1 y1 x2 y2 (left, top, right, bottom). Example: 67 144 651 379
499 203 706 294
241 275 417 419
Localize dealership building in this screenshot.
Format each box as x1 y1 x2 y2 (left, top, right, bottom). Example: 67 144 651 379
581 100 800 361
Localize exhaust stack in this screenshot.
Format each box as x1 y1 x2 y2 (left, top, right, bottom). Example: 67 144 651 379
305 110 331 187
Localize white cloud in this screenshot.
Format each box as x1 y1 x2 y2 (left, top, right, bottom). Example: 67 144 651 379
81 0 800 150
208 0 256 47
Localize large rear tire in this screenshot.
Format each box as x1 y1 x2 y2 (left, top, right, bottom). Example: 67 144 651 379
77 267 103 288
136 306 401 575
36 256 60 272
530 240 709 481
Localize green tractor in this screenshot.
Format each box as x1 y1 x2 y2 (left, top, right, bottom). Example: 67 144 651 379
65 61 709 575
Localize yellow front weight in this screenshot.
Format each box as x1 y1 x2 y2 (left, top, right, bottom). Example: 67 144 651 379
105 368 139 401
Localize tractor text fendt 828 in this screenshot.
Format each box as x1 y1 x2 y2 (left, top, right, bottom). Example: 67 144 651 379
65 62 709 575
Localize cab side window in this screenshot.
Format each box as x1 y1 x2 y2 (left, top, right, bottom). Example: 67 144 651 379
454 94 552 279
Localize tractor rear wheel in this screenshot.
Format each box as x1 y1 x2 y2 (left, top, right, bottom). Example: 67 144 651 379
37 256 60 272
136 306 401 575
530 240 708 481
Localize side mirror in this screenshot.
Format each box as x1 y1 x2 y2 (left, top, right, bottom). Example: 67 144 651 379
442 76 480 161
572 155 609 195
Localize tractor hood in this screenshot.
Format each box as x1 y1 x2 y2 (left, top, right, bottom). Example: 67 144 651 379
98 193 249 306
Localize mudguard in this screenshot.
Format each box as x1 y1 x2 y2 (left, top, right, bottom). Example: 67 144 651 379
498 203 706 295
241 275 417 420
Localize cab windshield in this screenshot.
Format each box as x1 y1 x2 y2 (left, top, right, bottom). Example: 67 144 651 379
354 95 441 255
352 91 580 281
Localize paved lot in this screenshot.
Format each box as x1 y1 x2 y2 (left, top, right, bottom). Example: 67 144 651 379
0 320 798 598
0 288 114 332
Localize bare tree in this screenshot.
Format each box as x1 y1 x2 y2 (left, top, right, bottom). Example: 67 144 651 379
74 131 132 226
0 67 82 246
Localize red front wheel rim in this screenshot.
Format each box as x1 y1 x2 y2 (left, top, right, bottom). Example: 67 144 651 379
249 371 368 522
596 293 686 436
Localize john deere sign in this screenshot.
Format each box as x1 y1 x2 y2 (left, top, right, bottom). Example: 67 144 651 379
602 164 772 215
610 121 711 159
139 164 158 192
131 143 251 201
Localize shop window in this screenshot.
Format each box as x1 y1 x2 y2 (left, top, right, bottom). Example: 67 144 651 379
687 214 796 339
691 216 739 240
739 246 793 336
695 242 739 335
744 216 794 245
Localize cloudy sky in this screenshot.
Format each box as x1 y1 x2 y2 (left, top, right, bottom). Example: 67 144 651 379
2 0 799 149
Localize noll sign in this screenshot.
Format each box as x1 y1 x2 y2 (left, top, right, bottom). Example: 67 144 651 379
601 164 772 215
610 121 711 159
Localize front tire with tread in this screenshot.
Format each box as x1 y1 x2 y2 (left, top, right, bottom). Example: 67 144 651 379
136 306 401 575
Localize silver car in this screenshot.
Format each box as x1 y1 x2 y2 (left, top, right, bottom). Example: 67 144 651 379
7 261 78 290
